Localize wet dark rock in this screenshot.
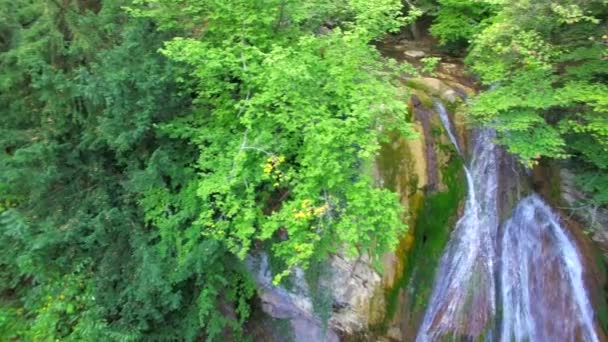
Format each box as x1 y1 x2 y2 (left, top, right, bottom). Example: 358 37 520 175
413 105 439 192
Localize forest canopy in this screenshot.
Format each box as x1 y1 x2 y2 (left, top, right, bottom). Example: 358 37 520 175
1 0 607 340
0 0 412 339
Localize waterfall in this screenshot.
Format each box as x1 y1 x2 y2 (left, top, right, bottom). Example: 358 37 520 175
417 100 599 341
501 195 599 342
417 106 499 341
434 101 462 155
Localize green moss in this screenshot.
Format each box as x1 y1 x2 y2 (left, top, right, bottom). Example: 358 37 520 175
411 89 434 108
383 155 466 325
445 100 463 115
592 249 608 334
376 130 416 196
405 79 434 95
304 259 333 330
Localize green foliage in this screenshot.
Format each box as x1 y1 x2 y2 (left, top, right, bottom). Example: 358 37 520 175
463 0 608 179
130 0 413 284
421 56 441 75
429 0 497 47
0 0 413 339
0 1 253 340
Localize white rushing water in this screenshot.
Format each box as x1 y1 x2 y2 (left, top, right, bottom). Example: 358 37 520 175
417 105 499 341
434 101 462 155
417 100 599 341
501 195 599 342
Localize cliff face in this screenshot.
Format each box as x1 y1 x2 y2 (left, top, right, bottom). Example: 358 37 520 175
246 38 608 341
245 44 476 340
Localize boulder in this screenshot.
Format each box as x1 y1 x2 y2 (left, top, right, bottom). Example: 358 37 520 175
404 50 426 59
247 251 382 340
407 77 464 104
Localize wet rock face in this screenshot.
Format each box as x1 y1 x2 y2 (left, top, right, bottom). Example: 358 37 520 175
247 253 340 342
496 147 530 221
417 130 500 341
561 169 608 256
412 97 440 192
247 252 386 341
375 92 469 340
500 195 601 342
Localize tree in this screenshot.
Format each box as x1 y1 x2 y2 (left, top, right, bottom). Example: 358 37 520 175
463 0 608 207
0 0 414 339
430 0 497 48
423 0 608 207
0 1 252 339
130 0 413 283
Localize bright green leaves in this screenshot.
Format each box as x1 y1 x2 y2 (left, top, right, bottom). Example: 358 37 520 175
136 0 413 283
469 69 608 164
461 0 608 168
469 70 563 163
550 3 601 25
25 273 107 341
467 24 558 84
428 0 497 46
347 0 406 36
1 0 414 339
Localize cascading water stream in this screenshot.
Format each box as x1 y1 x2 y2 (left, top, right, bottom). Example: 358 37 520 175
417 102 499 341
417 100 599 341
434 101 462 156
501 195 599 342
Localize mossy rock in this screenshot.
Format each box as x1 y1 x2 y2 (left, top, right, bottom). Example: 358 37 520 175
410 89 433 108
380 155 466 335
405 77 463 104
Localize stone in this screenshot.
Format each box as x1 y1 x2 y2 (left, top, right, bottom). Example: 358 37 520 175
408 77 464 104
445 80 476 98
317 26 331 36
246 254 337 340
438 63 460 76
246 251 381 340
291 317 339 342
387 326 403 341
441 89 459 103
328 253 385 333
560 169 608 254
404 50 426 58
